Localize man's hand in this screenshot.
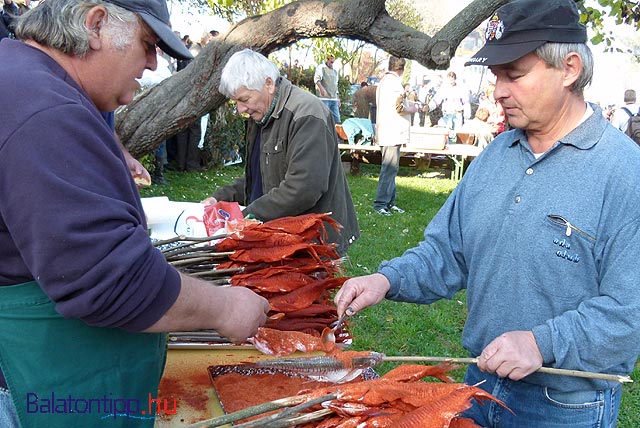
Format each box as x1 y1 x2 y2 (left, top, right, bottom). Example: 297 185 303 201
476 331 543 381
334 273 390 317
212 286 271 343
126 155 151 187
201 197 217 205
117 137 150 187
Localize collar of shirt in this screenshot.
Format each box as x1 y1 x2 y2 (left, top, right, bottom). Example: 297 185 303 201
509 102 604 154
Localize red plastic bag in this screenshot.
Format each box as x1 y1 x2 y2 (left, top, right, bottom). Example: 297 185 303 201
203 201 244 237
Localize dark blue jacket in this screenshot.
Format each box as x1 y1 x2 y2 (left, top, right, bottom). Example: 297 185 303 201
0 39 180 330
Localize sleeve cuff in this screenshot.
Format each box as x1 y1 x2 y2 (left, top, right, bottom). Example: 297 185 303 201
531 323 555 365
378 265 401 299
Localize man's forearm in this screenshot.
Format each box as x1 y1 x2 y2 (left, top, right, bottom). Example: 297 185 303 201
143 273 269 342
143 274 225 332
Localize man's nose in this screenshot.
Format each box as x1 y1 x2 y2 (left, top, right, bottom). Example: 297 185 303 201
147 51 158 71
493 80 507 101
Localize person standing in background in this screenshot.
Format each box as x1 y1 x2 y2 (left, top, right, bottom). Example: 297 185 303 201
176 34 192 71
1 0 29 39
3 0 29 16
137 46 173 184
373 56 417 216
314 55 341 124
405 83 419 126
429 71 470 142
479 82 506 135
172 33 202 171
417 81 431 127
0 11 10 40
610 89 640 133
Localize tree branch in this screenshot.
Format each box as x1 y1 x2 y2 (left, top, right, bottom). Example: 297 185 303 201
117 0 509 157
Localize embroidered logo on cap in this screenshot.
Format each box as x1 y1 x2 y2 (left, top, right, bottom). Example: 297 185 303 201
485 14 504 41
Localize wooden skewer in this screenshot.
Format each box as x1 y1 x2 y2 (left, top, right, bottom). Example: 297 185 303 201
186 392 336 428
259 408 333 428
168 254 235 267
380 356 633 383
189 267 244 277
153 234 230 247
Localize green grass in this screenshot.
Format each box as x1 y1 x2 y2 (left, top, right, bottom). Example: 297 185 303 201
141 163 639 427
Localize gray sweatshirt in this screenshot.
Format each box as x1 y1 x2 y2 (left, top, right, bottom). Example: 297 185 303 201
380 104 640 392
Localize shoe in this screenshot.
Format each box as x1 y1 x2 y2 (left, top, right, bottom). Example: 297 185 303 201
375 208 392 216
389 205 405 214
152 176 168 185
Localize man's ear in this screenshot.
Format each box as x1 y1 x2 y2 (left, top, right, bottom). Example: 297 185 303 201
265 77 276 95
86 6 108 50
562 52 582 90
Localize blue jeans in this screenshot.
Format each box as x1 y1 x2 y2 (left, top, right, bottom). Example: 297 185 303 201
0 388 20 428
373 145 401 210
461 365 622 428
443 112 463 141
155 141 167 163
322 99 341 124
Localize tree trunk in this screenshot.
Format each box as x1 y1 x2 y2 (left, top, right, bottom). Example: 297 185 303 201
116 0 508 157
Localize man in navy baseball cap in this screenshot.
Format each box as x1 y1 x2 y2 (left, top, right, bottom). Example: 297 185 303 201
466 0 587 66
335 1 638 428
105 0 192 60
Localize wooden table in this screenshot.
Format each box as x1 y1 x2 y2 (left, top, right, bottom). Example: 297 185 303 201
154 345 265 427
154 345 319 427
338 143 482 181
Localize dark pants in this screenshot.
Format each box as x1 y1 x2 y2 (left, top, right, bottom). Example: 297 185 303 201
176 120 201 171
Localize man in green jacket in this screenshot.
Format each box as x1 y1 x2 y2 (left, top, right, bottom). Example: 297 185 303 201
202 49 359 256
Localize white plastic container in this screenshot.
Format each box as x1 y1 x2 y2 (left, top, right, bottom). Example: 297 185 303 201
140 197 207 240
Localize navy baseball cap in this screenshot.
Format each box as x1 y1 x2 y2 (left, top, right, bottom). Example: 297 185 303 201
104 0 193 60
465 0 587 66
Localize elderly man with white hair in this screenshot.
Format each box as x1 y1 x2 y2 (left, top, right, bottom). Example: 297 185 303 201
202 49 360 256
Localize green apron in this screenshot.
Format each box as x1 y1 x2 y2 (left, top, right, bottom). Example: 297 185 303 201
0 281 168 428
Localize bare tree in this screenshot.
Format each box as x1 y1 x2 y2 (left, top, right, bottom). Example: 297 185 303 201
117 0 508 157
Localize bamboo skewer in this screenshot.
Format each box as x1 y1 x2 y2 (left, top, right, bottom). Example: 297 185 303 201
186 393 336 428
377 356 633 383
167 253 235 267
232 394 334 428
153 234 230 247
260 408 333 428
188 267 244 277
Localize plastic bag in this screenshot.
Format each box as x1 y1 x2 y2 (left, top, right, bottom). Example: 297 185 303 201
203 201 244 237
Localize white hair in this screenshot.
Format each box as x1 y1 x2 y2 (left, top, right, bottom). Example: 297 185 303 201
219 49 280 98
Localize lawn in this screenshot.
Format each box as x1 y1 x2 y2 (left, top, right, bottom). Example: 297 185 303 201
140 162 639 427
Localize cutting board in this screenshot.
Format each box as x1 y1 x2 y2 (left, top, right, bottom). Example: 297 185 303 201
154 347 315 427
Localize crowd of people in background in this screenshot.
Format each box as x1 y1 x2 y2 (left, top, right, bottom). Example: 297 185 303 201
7 0 634 182
350 68 507 149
